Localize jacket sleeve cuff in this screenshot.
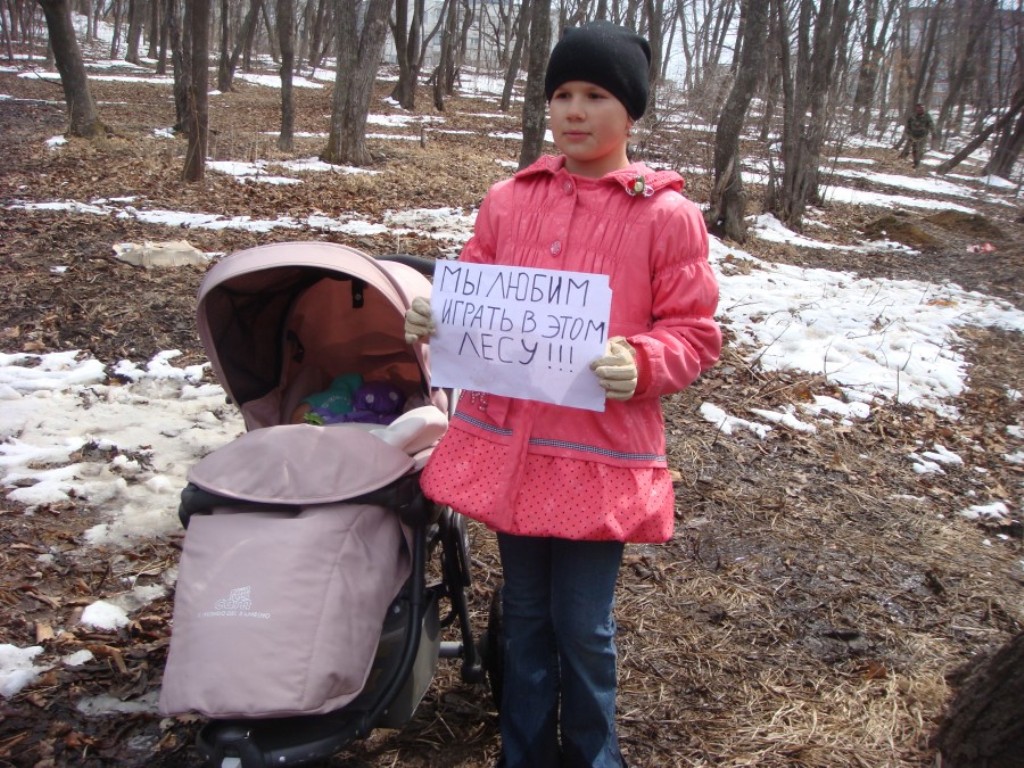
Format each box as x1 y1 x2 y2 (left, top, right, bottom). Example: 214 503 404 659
629 337 653 397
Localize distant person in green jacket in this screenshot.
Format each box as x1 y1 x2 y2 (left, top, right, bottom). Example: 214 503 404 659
904 103 936 169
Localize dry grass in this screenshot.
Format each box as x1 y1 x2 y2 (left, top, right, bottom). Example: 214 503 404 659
0 57 1022 768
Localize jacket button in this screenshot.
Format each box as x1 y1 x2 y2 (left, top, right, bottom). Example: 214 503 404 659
550 240 562 255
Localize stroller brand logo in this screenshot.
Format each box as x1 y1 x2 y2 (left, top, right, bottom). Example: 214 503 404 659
216 586 252 610
200 585 272 620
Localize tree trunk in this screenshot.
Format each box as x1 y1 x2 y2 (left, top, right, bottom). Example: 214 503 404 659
910 0 944 109
935 0 997 148
166 0 189 133
325 0 357 162
389 0 424 109
148 0 160 59
985 110 1024 179
260 3 279 64
706 0 767 243
242 0 262 70
933 630 1024 767
182 0 208 182
936 87 1024 175
303 0 332 71
277 0 295 151
124 0 142 64
432 0 457 111
517 0 549 169
499 0 529 113
758 8 782 144
216 0 231 92
322 0 393 167
771 0 850 230
642 0 664 117
109 0 122 58
37 0 104 138
1 6 13 61
156 0 170 74
453 0 473 90
223 0 261 90
851 0 887 135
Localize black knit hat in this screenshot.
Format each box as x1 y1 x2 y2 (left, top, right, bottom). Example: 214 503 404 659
544 21 652 120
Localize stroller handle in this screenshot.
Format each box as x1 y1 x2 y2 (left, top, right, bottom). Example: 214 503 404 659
378 253 437 279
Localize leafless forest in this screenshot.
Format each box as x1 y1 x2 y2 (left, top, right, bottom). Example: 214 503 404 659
1 1 1023 767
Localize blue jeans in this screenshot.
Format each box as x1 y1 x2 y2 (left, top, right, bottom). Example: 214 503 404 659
496 533 626 768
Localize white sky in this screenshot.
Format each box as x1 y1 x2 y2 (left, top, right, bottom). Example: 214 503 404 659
1 30 1023 708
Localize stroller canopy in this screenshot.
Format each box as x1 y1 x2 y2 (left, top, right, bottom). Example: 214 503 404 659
196 242 434 416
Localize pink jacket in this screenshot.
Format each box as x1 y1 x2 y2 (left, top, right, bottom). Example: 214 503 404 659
421 156 720 541
448 155 719 461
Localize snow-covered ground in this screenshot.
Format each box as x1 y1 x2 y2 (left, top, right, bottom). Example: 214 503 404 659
1 29 1023 703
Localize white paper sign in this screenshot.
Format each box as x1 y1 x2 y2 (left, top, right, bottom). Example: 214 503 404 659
429 262 612 411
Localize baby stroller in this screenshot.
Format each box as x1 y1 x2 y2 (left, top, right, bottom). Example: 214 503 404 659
159 241 495 767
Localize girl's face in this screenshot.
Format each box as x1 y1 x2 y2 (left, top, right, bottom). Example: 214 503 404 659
548 81 633 178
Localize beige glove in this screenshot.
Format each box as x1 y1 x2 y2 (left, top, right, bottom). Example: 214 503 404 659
404 296 436 344
590 336 638 401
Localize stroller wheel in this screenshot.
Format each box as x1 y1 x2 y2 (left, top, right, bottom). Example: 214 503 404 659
480 583 505 712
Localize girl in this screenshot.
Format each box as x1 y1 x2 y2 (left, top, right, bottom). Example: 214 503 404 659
405 21 721 768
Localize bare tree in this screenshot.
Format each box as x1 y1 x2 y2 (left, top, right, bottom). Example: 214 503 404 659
985 35 1024 179
302 0 334 72
216 0 232 91
322 0 393 167
675 0 739 115
109 0 123 58
984 108 1024 180
518 0 550 168
164 0 189 131
390 0 425 109
429 0 474 110
908 0 945 110
757 6 783 143
124 0 143 64
1 15 10 62
934 0 998 145
156 0 171 74
218 0 262 92
768 0 852 229
706 0 767 243
455 0 476 78
933 630 1024 767
165 0 190 132
277 0 296 151
37 0 105 138
148 0 161 60
936 85 1024 175
500 0 530 112
850 0 898 135
182 0 209 182
640 0 666 116
482 0 517 70
432 0 457 109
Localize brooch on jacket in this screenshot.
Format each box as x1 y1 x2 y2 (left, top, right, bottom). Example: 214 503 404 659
627 175 654 197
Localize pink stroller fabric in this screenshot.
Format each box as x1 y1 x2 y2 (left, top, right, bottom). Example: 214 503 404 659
193 241 444 431
159 243 445 719
184 424 418 505
158 502 410 718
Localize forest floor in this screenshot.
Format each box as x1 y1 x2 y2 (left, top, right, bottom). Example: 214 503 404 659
1 54 1023 768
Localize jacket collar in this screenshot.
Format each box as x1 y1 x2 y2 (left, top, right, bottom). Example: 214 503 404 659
516 154 684 196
